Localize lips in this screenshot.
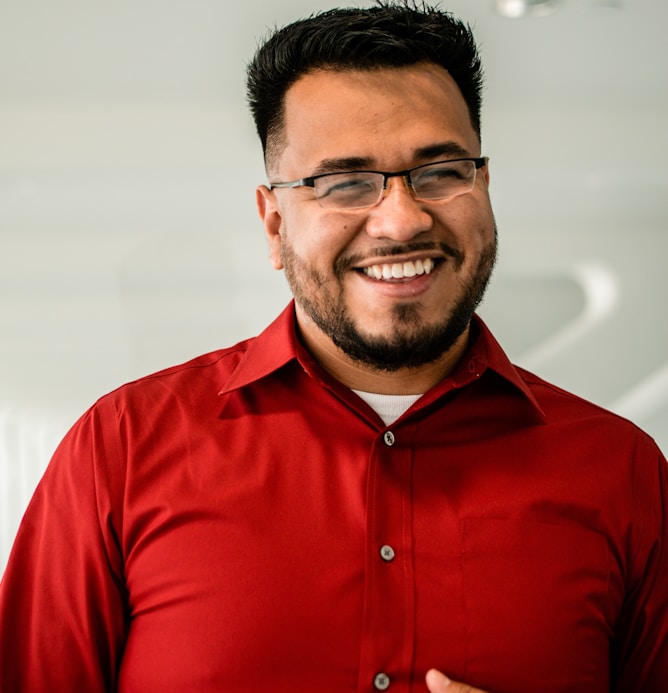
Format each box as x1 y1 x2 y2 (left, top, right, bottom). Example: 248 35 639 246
361 257 436 280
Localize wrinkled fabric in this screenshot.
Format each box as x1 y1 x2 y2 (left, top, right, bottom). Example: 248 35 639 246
1 303 667 692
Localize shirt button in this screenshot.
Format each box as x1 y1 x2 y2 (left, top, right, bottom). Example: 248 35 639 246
383 430 395 446
380 544 395 562
374 672 391 690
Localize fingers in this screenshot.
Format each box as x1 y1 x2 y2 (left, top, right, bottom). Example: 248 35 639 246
425 668 485 693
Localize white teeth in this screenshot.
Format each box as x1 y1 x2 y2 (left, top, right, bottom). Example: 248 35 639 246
403 262 416 278
362 258 435 280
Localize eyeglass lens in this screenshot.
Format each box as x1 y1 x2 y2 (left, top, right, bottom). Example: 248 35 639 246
313 159 477 209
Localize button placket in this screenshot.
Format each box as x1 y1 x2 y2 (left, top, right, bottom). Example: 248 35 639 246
358 424 415 692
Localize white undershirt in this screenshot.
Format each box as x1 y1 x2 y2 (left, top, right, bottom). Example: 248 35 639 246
352 390 423 426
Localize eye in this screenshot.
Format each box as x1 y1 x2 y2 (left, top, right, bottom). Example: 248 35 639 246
316 173 380 201
416 163 466 185
412 161 473 197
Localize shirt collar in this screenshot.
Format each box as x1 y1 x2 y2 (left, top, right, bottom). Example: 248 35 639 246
218 302 300 395
219 302 546 423
458 315 546 422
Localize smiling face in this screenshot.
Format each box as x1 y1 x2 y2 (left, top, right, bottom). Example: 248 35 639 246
256 64 497 391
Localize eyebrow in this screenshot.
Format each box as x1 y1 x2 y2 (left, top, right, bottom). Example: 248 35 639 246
310 157 374 177
414 141 472 162
309 142 472 177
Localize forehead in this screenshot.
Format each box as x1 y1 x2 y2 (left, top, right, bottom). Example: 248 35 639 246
275 64 479 175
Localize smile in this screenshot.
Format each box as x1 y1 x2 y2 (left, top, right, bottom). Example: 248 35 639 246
360 257 436 280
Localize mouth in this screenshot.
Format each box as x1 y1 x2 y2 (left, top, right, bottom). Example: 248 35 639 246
358 257 438 281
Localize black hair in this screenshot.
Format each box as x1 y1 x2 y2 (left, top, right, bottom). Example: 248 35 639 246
246 1 484 166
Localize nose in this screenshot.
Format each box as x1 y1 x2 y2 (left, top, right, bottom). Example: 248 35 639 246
365 175 433 241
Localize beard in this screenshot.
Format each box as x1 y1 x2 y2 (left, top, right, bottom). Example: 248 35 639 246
282 232 497 372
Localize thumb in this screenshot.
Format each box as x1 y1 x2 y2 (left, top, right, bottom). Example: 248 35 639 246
425 669 481 693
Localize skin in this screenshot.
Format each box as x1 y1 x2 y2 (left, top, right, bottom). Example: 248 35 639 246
256 64 494 689
256 64 497 395
426 669 489 692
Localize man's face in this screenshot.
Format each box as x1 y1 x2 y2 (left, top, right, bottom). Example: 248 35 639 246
256 64 497 372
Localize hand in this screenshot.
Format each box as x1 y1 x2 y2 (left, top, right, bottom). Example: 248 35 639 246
425 668 490 693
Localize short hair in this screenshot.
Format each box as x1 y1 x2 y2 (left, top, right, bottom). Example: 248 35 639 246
246 1 484 168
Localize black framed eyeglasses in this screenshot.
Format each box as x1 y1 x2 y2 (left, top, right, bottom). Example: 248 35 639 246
269 157 488 210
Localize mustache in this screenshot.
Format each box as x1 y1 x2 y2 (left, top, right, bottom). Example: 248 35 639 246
335 241 464 275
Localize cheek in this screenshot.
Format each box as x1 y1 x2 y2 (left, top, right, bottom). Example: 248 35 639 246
278 215 330 275
299 216 357 262
280 205 368 276
444 198 495 247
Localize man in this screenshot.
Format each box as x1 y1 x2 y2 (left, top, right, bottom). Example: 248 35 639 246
1 2 666 691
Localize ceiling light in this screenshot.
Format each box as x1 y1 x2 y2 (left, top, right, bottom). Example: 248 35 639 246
495 0 562 19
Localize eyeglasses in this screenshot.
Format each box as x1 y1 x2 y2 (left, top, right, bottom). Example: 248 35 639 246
269 157 488 210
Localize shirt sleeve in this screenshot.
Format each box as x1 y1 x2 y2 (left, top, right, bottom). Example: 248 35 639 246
612 441 668 692
0 401 129 691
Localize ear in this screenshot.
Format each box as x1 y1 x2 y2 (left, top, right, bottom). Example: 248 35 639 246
256 185 284 270
482 159 490 186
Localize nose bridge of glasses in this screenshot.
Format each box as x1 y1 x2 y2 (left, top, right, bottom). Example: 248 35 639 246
381 170 416 197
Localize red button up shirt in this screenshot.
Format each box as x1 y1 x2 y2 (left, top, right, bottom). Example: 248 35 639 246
1 304 667 692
